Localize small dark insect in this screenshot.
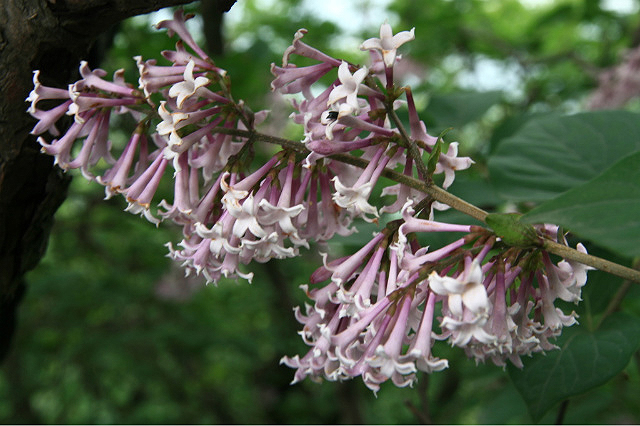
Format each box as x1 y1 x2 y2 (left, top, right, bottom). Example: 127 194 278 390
326 111 339 121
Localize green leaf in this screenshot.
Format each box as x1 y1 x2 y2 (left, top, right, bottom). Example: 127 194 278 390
522 150 640 257
427 128 451 177
426 133 443 176
489 112 552 154
424 90 503 129
508 313 640 423
489 111 640 202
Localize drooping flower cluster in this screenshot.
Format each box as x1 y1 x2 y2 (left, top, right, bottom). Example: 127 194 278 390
27 10 346 282
282 200 592 392
28 11 592 393
29 12 473 285
29 9 237 228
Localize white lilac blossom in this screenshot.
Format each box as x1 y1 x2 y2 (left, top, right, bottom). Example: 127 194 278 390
271 28 341 100
331 145 390 223
282 28 342 68
97 127 150 198
26 70 71 116
435 142 475 189
430 256 496 347
282 228 446 391
274 28 471 215
28 14 255 230
37 111 111 177
155 8 210 61
165 155 369 283
28 17 472 288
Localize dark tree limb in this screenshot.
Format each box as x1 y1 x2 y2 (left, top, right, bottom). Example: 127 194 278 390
201 0 236 56
0 0 214 362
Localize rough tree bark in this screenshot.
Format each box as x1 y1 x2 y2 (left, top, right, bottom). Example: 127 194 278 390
0 0 234 362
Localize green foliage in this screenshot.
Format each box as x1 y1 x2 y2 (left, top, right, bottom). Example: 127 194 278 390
508 313 640 422
524 150 640 257
489 111 640 202
423 91 503 132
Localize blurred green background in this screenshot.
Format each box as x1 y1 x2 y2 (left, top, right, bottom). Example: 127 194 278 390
3 0 640 423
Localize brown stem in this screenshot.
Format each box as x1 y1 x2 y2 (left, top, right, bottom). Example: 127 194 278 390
555 399 569 425
220 127 488 220
405 399 431 424
543 240 640 283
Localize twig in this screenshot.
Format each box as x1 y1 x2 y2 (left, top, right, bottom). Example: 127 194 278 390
543 240 640 284
329 152 489 223
405 400 430 424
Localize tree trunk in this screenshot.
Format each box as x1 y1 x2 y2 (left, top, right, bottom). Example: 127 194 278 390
0 0 209 362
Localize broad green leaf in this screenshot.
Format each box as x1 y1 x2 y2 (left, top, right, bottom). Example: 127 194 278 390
508 313 640 423
489 111 640 202
424 90 503 129
489 112 552 153
522 150 640 257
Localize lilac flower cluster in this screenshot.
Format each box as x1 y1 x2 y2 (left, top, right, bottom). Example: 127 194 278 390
29 12 472 283
282 201 591 392
29 9 234 228
28 11 592 391
28 10 325 283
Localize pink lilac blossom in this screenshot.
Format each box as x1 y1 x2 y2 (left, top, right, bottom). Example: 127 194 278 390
28 14 594 393
272 25 472 217
282 201 591 389
29 8 259 229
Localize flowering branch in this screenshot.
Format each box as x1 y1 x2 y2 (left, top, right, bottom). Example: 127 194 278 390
230 128 640 284
212 127 488 221
25 10 639 392
384 96 431 182
218 125 640 282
